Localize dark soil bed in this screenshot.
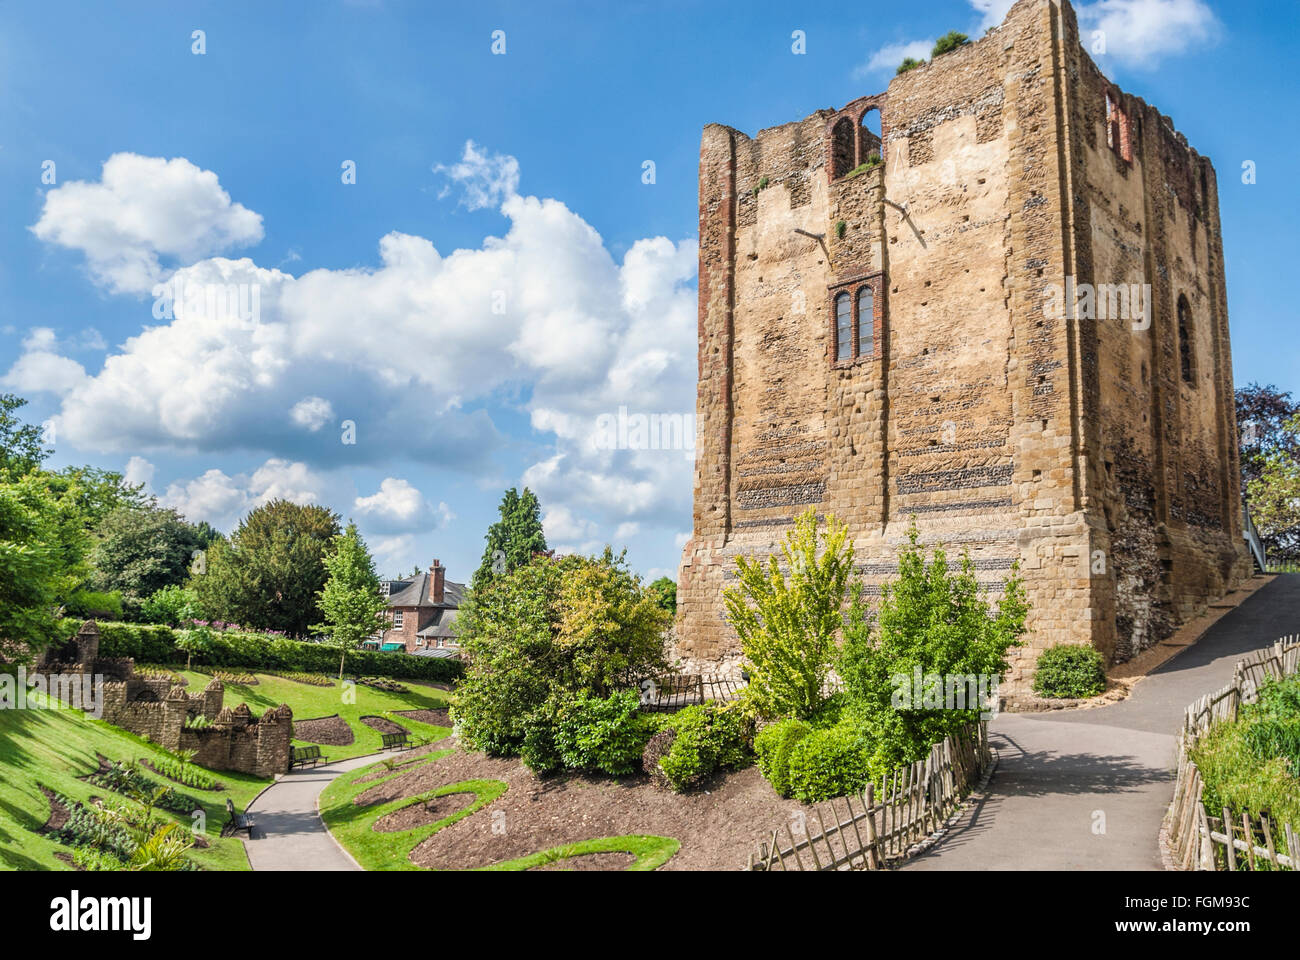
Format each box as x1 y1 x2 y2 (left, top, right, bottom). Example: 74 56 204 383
359 715 405 735
392 708 451 728
368 746 811 871
39 786 71 832
372 792 477 832
530 851 637 871
294 714 355 746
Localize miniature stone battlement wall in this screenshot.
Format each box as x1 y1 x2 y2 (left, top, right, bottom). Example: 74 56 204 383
35 621 292 777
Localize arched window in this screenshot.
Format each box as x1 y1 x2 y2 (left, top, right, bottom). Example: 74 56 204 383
1177 295 1195 384
835 292 852 361
859 109 883 166
831 117 855 180
857 286 874 356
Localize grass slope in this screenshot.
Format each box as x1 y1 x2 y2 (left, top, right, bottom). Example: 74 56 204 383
0 690 266 871
2 670 451 871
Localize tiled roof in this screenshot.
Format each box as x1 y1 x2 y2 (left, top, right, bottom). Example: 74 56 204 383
382 572 464 610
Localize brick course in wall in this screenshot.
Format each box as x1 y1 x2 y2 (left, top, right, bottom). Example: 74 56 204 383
675 0 1250 694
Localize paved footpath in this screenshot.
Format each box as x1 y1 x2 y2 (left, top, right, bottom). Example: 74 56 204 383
903 574 1300 871
243 754 382 871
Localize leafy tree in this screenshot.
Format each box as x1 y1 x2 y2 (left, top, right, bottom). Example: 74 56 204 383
648 575 677 613
314 522 389 678
932 31 970 57
141 584 203 627
0 393 49 479
1237 384 1300 564
838 522 1028 773
63 589 124 621
174 624 217 670
190 499 341 636
1237 383 1300 487
1247 413 1300 567
453 549 670 756
90 503 206 618
723 508 854 721
471 486 548 589
0 473 69 660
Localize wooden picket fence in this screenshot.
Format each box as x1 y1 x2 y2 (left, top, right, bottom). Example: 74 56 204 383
748 722 990 871
1167 635 1300 871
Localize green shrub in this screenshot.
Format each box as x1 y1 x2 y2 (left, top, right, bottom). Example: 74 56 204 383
755 717 812 797
519 700 563 774
897 56 924 74
552 690 655 776
453 550 669 756
65 589 124 621
932 31 970 58
724 509 854 721
1192 720 1300 830
1033 644 1107 699
652 703 754 792
140 585 201 627
785 723 871 802
837 521 1027 770
835 220 847 239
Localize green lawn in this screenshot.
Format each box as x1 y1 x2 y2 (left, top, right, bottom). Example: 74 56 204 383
0 688 267 871
179 670 451 762
320 751 679 871
1 670 453 871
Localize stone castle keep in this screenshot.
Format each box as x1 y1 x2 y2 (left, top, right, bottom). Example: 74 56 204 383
675 0 1251 693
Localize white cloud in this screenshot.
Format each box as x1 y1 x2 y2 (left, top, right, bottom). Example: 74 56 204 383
290 396 334 432
160 458 322 529
370 534 418 575
31 153 263 295
1076 0 1218 67
855 39 933 77
354 477 429 530
1 327 87 396
966 0 1217 67
434 140 521 211
123 455 155 493
970 0 1017 30
34 144 698 552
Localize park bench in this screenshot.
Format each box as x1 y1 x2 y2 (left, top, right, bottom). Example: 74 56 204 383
290 745 327 768
380 731 411 751
225 798 254 839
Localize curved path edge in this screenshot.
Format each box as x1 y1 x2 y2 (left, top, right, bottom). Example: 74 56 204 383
242 753 385 871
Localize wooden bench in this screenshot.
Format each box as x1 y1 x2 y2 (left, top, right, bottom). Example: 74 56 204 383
290 745 327 768
380 731 410 751
225 797 254 839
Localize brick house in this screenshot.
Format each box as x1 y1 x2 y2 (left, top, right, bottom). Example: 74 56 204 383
367 560 464 656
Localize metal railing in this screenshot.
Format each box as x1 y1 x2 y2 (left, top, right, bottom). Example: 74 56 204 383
1243 500 1267 573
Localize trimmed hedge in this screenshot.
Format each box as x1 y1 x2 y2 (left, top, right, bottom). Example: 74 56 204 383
1032 644 1106 699
755 717 812 798
93 622 463 683
785 724 871 802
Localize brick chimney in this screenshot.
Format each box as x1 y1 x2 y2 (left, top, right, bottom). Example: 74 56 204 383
429 559 445 604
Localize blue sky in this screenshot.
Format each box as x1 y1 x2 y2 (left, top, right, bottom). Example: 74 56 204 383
1 0 1296 584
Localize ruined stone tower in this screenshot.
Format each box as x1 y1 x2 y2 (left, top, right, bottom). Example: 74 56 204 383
675 0 1251 693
